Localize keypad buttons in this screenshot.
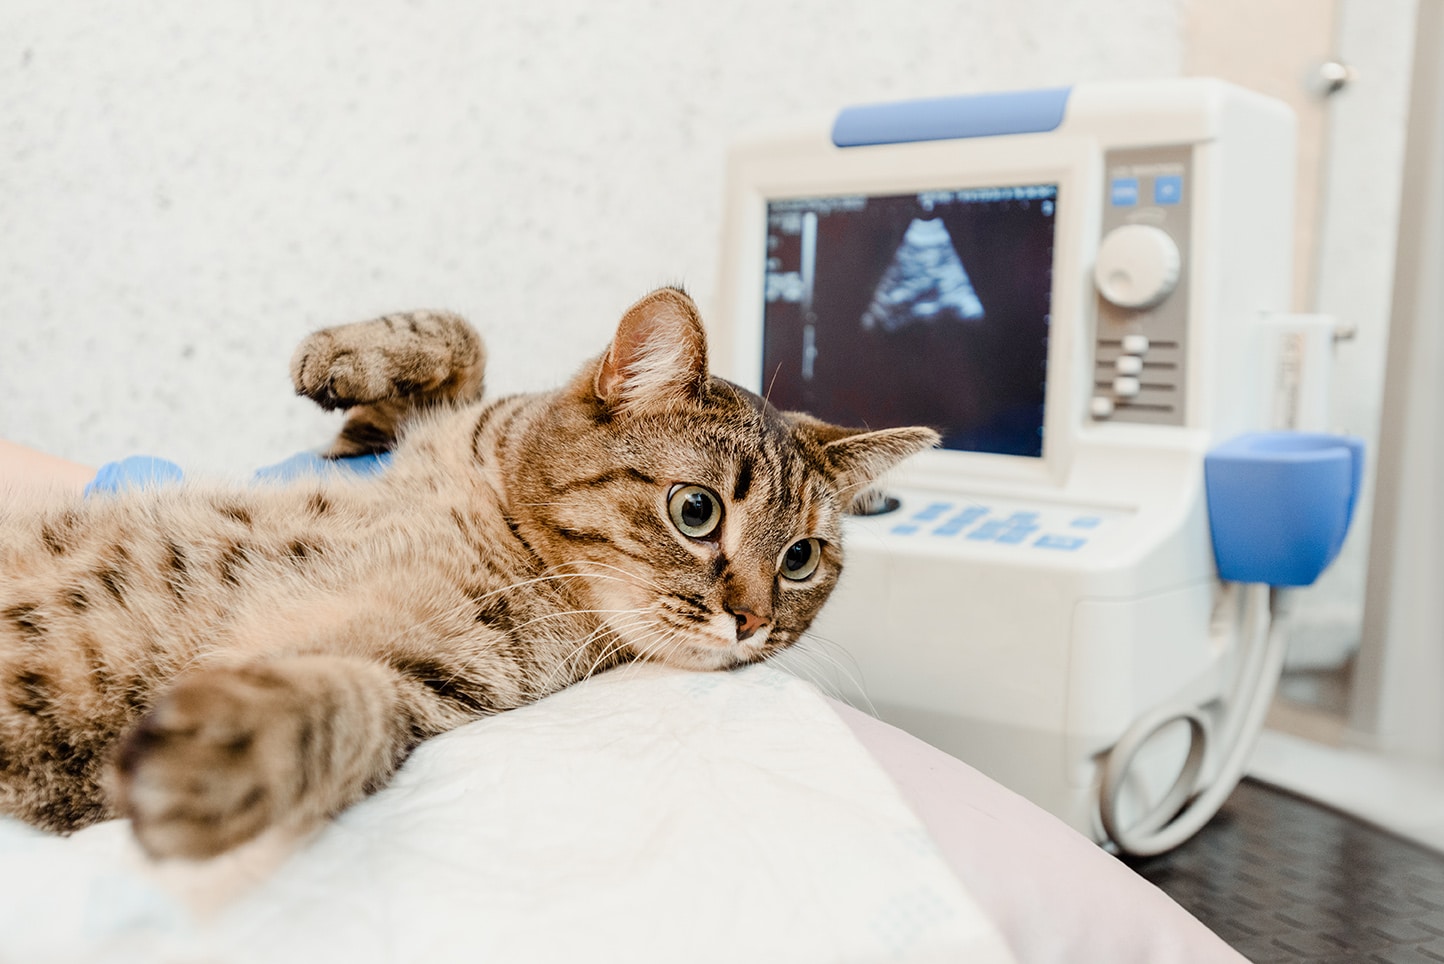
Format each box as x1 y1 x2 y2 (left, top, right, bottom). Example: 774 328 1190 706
878 498 1110 554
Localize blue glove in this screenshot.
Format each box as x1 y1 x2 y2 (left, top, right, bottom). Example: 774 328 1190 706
85 451 393 496
251 451 392 483
84 456 185 497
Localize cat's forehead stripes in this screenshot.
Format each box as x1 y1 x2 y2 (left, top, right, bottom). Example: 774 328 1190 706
732 456 755 502
685 390 845 548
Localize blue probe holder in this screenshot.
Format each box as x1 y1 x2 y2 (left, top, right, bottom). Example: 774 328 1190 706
1204 432 1365 586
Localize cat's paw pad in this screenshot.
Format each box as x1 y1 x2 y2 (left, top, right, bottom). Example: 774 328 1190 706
115 667 297 860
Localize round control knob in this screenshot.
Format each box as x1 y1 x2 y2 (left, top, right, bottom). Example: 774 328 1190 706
1094 224 1181 309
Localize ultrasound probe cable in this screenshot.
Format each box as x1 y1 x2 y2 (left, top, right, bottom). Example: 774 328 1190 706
1099 583 1294 858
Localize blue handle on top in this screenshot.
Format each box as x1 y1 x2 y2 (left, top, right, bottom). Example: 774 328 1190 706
1204 432 1365 586
831 87 1072 148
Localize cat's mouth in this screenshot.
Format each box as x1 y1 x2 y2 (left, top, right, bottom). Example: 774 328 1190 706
619 612 768 672
584 582 772 671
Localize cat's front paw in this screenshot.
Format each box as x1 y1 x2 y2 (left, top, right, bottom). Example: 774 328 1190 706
114 666 301 860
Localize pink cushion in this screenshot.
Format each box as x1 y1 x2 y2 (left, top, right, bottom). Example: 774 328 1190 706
833 701 1247 964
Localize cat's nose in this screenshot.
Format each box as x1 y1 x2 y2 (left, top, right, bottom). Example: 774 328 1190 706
726 605 769 642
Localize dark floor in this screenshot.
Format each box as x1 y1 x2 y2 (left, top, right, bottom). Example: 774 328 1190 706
1131 779 1444 963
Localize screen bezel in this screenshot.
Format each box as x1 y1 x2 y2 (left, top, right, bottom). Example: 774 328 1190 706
713 129 1099 491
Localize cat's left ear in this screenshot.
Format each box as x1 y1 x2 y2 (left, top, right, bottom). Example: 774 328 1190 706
594 287 709 413
793 413 940 499
822 427 940 498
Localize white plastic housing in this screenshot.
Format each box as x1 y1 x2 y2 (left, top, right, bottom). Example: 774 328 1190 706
710 79 1296 840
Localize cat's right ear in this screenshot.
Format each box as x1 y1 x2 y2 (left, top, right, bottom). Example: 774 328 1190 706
594 287 709 413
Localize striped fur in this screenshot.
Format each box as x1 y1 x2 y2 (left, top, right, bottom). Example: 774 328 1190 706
0 288 937 859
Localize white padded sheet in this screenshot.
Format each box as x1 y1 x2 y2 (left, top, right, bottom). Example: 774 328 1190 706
0 664 1015 964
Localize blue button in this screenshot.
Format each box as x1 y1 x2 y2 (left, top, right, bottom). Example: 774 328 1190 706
1110 178 1139 206
1070 516 1102 529
967 522 1009 542
891 524 920 536
996 526 1039 545
911 501 953 522
936 507 988 537
1154 175 1183 205
1005 511 1040 524
1035 535 1086 551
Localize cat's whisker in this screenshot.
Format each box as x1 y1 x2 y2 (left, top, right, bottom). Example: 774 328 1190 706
762 362 782 408
616 619 667 656
766 641 830 691
561 611 650 670
502 606 647 638
780 650 848 702
630 624 692 669
577 617 657 680
786 632 881 718
458 569 630 604
544 558 669 596
580 608 666 668
581 632 639 681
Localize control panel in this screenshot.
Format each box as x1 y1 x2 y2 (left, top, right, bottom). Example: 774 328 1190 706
878 493 1130 554
1090 146 1194 426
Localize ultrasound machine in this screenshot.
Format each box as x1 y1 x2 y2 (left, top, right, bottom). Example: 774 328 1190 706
710 80 1363 855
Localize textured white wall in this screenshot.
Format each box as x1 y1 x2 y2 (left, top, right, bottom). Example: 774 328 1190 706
0 0 1185 475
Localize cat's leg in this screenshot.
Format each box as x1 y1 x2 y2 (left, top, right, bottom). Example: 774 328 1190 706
290 310 487 458
113 653 460 859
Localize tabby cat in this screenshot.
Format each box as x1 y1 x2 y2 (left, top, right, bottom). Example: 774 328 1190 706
0 287 936 860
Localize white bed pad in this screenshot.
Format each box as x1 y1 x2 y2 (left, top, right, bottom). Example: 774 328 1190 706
0 664 1016 964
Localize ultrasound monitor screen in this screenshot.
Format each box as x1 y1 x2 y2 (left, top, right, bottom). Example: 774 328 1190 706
761 185 1057 457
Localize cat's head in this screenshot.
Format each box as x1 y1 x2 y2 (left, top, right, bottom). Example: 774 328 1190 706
510 287 938 671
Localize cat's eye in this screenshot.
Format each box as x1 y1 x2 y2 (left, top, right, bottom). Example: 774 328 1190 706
667 484 722 539
779 538 822 581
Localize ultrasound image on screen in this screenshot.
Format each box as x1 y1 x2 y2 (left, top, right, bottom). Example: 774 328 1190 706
762 185 1056 457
